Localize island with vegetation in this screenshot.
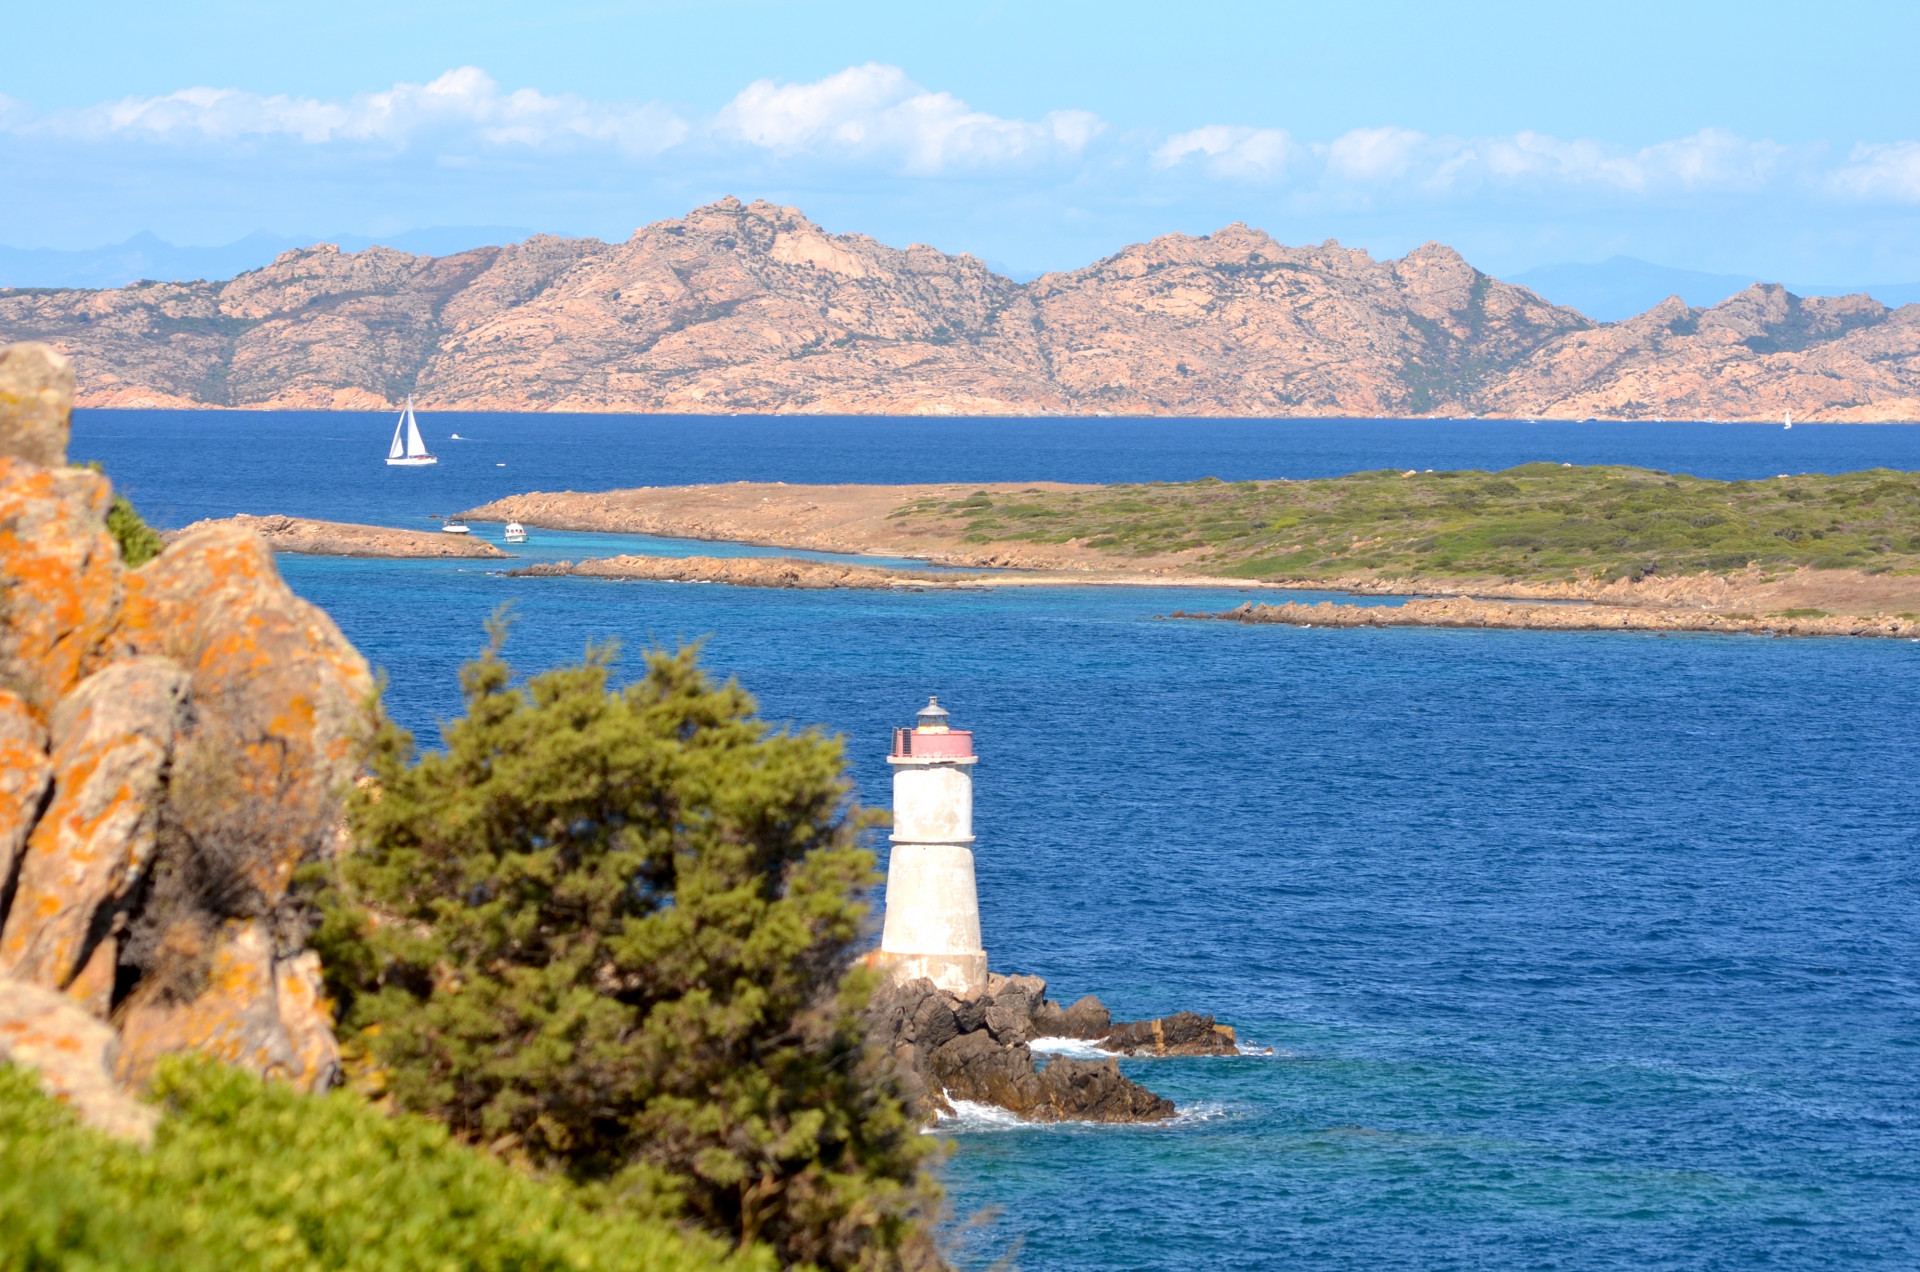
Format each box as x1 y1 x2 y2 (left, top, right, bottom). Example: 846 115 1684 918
465 465 1920 635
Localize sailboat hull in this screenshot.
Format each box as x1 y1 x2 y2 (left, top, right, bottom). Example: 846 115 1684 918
384 456 439 466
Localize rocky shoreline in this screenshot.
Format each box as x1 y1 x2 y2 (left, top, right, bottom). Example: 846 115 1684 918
507 554 987 589
1173 598 1920 638
870 973 1239 1125
167 514 508 559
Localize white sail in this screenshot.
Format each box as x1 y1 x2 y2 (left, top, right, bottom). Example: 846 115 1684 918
384 394 438 464
404 398 429 458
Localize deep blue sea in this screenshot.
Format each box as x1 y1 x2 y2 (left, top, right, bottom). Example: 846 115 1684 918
78 410 1920 1271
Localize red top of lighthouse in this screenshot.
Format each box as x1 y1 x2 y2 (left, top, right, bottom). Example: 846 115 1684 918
890 696 974 758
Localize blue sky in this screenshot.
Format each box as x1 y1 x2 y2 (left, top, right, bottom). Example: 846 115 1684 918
4 0 1918 280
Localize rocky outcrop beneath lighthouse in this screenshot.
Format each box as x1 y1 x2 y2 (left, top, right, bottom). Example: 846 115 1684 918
869 972 1240 1124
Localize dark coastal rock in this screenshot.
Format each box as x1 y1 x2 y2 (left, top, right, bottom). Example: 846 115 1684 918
1030 998 1070 1036
926 1030 1176 1123
1101 1010 1238 1057
1030 1055 1176 1122
911 993 959 1051
1062 994 1113 1039
983 1000 1031 1045
868 973 1235 1124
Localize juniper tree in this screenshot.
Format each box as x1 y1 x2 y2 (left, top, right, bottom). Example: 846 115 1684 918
314 621 939 1270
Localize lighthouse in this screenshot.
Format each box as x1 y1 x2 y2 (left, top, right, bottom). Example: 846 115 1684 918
877 696 987 996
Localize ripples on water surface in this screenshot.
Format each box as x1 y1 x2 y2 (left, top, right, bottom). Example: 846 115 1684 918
80 413 1920 1270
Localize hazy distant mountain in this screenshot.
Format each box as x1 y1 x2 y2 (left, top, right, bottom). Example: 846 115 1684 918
1508 255 1920 323
2 199 1917 420
0 228 535 289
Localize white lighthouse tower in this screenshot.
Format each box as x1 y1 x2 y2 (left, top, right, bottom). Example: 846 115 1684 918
877 697 987 996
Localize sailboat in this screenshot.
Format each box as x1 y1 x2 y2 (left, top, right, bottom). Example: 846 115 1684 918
1784 409 1793 430
385 396 437 466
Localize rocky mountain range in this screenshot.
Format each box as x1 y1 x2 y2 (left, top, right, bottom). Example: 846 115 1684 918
3 197 1916 421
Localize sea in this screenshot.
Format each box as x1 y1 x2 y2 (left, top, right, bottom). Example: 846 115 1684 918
77 410 1920 1271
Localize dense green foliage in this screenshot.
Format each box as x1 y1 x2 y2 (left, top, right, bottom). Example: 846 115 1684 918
0 1059 759 1272
895 464 1920 582
314 626 938 1271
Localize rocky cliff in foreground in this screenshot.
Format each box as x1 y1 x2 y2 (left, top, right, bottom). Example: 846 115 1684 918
0 343 370 1138
5 198 1916 421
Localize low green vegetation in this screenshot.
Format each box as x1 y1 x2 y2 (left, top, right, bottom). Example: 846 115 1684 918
314 620 938 1272
107 493 165 566
894 464 1920 582
81 461 166 565
0 1059 759 1272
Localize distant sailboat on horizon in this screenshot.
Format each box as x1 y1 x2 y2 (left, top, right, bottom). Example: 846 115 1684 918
385 397 437 466
1784 409 1793 430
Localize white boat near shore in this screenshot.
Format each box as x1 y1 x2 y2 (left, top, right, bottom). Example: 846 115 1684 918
504 521 528 543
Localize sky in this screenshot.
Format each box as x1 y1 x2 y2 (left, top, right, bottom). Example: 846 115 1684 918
3 0 1918 281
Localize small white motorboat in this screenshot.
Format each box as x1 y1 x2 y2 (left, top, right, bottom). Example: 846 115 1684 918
442 520 472 535
504 521 528 543
385 396 436 466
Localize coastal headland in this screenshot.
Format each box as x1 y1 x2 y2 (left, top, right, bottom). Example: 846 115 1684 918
168 513 509 558
508 555 989 588
463 465 1920 634
5 197 1917 420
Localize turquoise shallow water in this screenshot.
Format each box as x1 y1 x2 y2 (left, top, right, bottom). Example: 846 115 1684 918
81 413 1920 1270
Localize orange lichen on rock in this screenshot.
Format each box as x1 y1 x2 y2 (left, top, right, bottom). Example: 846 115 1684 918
0 338 370 1112
114 524 372 900
0 459 124 716
0 689 53 904
116 919 339 1092
0 976 159 1143
0 658 188 994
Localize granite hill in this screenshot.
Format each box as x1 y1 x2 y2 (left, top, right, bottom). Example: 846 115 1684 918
4 198 1917 421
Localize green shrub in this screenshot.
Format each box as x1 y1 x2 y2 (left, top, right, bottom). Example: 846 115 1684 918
313 623 939 1271
79 462 166 566
0 1058 762 1272
107 494 165 567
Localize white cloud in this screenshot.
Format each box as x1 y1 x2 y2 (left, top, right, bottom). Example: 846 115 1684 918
25 68 688 156
1324 127 1427 181
1155 126 1297 180
714 63 1102 174
1445 131 1646 190
1634 127 1787 191
2 65 1917 211
1827 140 1920 202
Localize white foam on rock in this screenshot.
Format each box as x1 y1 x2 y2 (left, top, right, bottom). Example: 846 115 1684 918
927 1094 1244 1135
1031 1034 1281 1060
930 1098 1040 1133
